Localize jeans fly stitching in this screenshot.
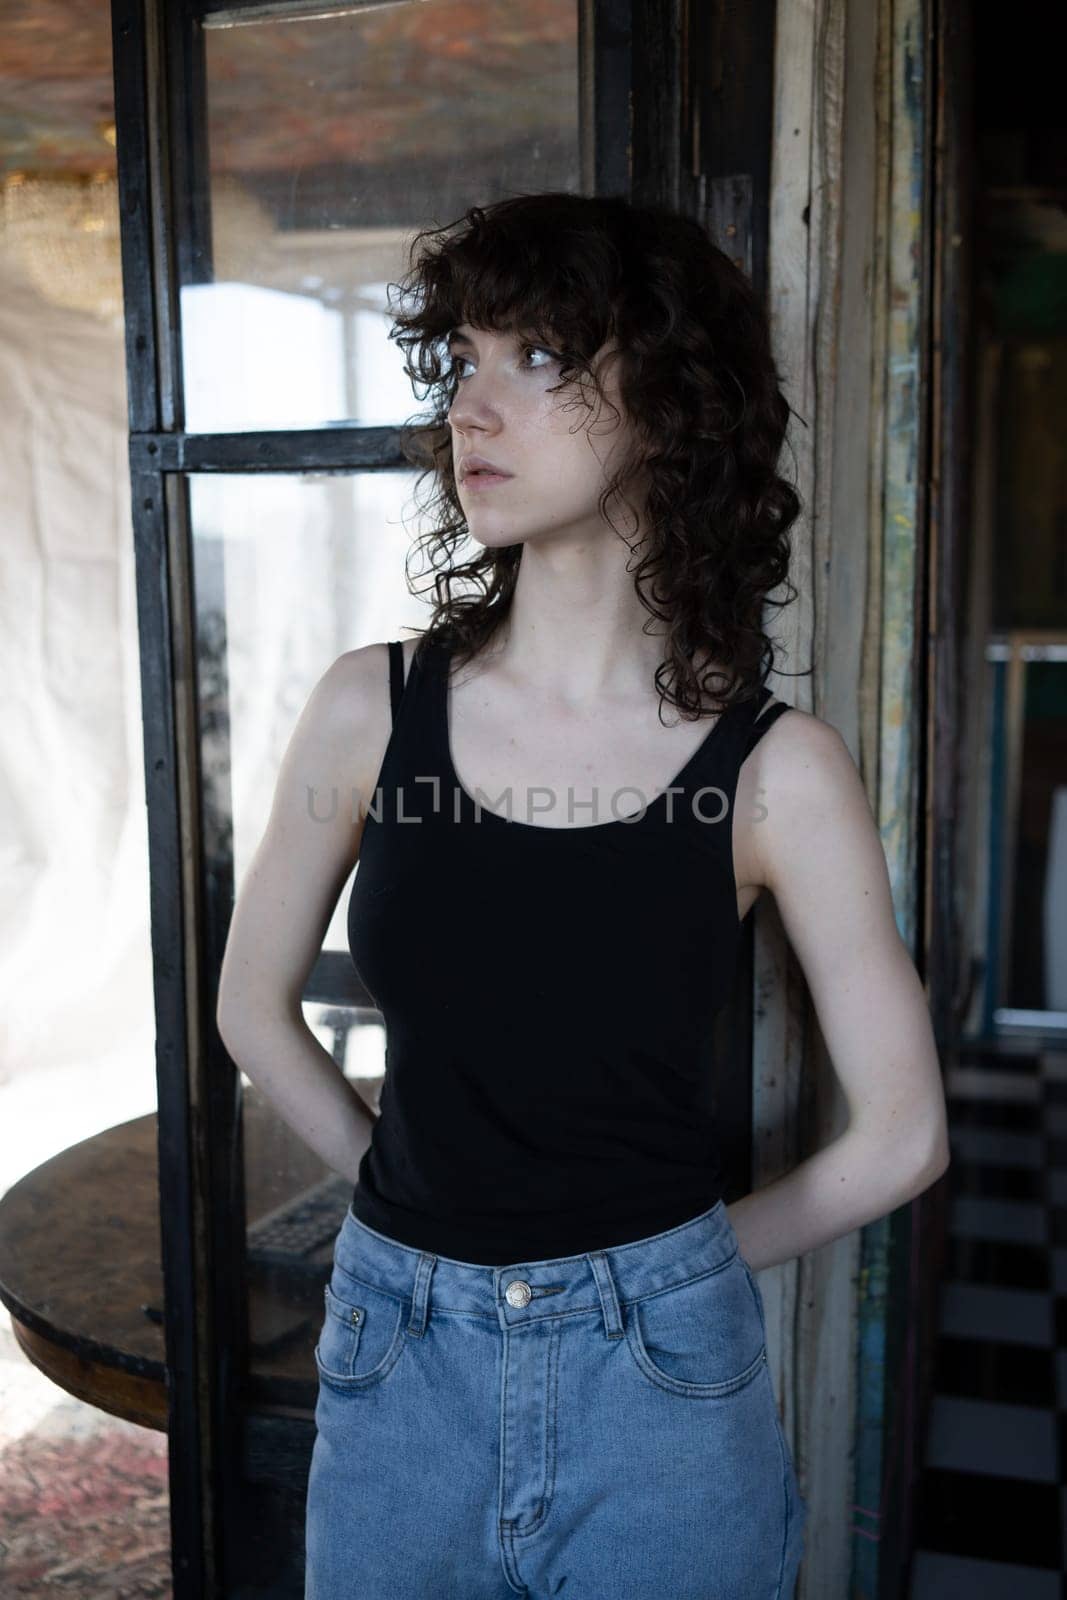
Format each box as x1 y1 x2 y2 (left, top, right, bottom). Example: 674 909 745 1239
510 1318 561 1539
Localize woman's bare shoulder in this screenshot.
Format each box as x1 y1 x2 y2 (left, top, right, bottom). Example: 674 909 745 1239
311 641 390 729
741 701 871 882
752 700 855 785
317 636 428 793
291 643 394 803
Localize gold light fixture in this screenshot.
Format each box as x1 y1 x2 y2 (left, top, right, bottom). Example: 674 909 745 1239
0 170 124 320
0 167 276 321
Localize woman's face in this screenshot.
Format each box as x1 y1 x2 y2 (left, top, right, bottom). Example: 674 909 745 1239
445 324 646 549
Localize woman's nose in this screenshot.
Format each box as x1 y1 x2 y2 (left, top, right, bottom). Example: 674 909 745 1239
447 374 501 433
448 395 495 434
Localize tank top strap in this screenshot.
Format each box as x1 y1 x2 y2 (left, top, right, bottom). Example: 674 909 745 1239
387 639 407 725
369 636 439 820
679 682 785 811
741 690 791 759
415 637 454 770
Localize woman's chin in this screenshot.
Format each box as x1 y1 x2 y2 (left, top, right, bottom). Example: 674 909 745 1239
466 524 528 550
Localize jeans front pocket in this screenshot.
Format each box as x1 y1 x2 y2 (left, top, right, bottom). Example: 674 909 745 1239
314 1264 408 1394
623 1249 767 1398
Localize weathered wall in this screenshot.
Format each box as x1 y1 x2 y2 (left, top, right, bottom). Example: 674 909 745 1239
761 0 929 1593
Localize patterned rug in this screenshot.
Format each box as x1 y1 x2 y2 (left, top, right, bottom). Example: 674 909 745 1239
0 1313 172 1597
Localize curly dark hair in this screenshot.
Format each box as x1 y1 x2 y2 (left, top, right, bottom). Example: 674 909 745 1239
388 190 805 721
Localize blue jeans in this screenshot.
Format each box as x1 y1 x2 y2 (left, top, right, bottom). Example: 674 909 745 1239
305 1198 808 1598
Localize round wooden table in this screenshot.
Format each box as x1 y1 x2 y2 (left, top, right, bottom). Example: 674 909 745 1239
0 1084 378 1430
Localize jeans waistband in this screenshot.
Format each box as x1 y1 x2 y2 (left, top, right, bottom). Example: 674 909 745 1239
334 1199 741 1336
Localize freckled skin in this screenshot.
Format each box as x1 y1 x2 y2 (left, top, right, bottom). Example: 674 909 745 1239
448 327 649 554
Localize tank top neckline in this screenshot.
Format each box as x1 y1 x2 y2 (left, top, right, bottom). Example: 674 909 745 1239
430 639 766 836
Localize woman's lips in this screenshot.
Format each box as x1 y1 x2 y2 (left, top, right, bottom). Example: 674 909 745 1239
463 471 513 491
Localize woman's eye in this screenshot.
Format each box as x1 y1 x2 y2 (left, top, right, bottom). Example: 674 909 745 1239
521 345 557 369
449 345 557 380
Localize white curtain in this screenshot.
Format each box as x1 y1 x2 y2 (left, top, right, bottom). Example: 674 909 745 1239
0 259 154 1194
0 255 433 1194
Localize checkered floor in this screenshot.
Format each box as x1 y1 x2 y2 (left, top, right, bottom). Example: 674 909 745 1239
908 1046 1067 1598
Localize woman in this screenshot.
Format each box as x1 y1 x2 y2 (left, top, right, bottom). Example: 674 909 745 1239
216 192 950 1599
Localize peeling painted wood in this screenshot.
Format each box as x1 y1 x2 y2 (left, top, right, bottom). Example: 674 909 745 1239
764 0 931 1594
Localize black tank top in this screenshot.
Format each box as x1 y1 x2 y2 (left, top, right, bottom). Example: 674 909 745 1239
347 637 791 1265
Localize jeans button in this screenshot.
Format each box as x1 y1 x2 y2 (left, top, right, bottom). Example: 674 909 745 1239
504 1279 533 1308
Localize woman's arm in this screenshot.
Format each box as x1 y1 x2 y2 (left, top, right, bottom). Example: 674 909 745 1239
727 710 951 1272
216 643 393 1182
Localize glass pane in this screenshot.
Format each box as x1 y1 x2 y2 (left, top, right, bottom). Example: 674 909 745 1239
992 340 1067 630
1005 658 1067 1010
189 467 426 1394
184 0 582 432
